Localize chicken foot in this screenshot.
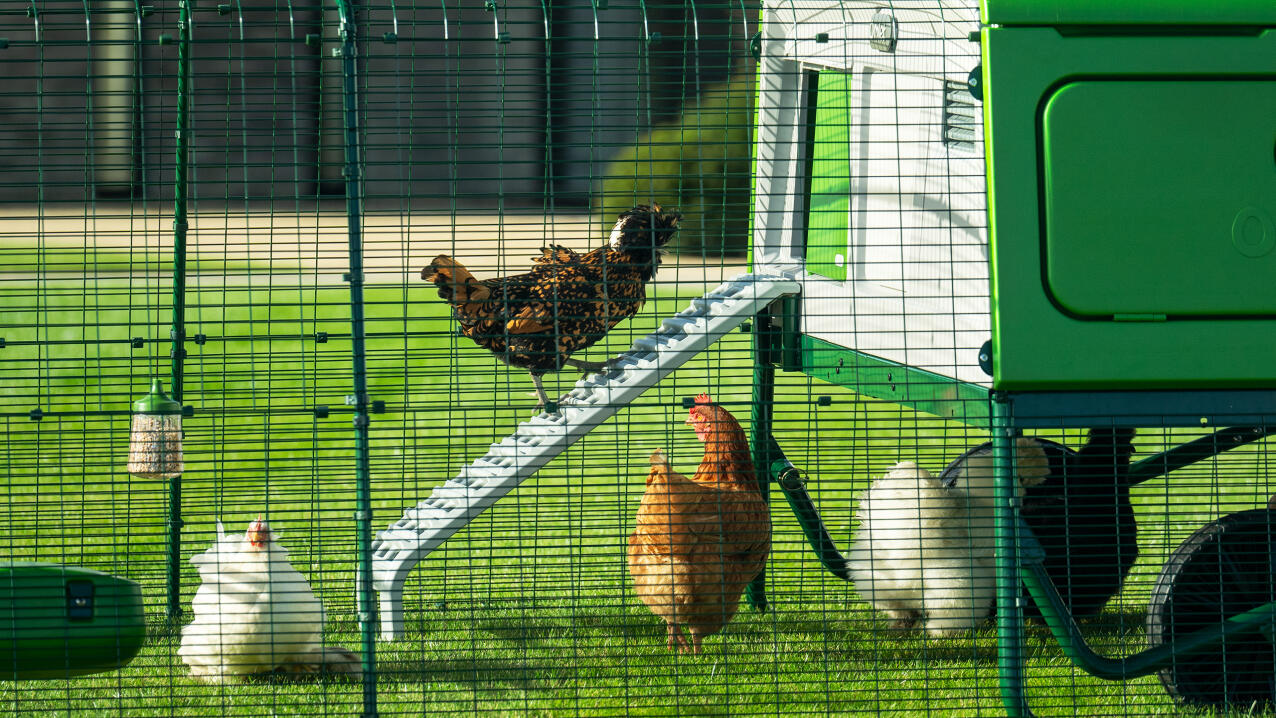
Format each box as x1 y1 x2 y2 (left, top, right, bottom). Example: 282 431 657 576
563 356 622 378
527 373 581 415
528 359 621 413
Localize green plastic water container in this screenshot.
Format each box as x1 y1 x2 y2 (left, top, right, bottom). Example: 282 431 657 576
1 562 146 679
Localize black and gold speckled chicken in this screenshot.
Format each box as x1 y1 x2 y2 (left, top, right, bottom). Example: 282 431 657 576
423 204 681 409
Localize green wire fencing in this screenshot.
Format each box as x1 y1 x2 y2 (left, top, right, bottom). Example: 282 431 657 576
3 2 1276 718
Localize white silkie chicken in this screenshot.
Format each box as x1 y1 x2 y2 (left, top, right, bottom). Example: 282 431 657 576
178 517 361 682
848 438 1050 636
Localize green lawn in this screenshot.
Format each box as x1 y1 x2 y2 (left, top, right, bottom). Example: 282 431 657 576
1 270 1272 716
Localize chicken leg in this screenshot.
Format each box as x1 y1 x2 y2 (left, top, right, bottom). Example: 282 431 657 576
529 372 553 411
665 623 690 653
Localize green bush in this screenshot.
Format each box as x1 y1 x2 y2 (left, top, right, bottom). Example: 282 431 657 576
594 74 753 257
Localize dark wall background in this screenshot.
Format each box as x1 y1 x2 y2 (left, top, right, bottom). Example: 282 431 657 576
0 1 748 206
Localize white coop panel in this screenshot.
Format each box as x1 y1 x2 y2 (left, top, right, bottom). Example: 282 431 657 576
753 0 988 385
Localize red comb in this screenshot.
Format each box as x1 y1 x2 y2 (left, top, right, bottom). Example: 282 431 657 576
694 393 712 405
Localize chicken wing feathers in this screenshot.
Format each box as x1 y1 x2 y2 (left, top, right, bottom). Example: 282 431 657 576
532 244 583 266
422 206 680 385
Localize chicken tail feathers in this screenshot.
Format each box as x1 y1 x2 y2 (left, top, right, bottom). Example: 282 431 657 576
646 449 672 485
649 448 670 468
1013 437 1051 486
883 460 941 489
424 255 490 305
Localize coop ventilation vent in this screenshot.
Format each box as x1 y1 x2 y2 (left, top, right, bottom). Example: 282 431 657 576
943 80 979 152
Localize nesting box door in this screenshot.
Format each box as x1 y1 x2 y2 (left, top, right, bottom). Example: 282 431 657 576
753 1 989 386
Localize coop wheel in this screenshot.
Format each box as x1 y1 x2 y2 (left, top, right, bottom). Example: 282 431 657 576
1146 508 1276 709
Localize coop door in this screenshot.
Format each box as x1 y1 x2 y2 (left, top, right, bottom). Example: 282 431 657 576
805 67 898 285
804 69 852 282
1042 79 1276 318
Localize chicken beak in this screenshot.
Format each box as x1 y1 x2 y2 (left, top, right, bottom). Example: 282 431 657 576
246 516 269 549
686 413 711 442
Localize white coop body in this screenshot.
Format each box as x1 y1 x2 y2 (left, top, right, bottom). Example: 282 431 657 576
753 0 987 386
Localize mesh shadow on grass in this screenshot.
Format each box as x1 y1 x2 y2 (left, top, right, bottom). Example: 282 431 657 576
376 658 575 687
391 603 1150 671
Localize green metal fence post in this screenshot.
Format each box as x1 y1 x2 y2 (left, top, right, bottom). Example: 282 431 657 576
165 0 193 624
333 1 379 714
993 393 1032 717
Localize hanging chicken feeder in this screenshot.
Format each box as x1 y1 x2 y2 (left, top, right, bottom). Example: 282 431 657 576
127 378 184 479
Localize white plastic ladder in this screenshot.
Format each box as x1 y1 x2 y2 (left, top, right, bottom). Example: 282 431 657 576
371 273 800 640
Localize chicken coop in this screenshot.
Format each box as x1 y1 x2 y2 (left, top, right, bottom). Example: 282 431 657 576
4 0 1276 716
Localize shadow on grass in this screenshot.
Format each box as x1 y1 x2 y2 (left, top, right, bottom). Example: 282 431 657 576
375 658 575 687
144 619 183 642
374 600 1155 681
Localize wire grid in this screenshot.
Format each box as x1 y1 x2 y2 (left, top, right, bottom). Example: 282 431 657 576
2 1 1275 717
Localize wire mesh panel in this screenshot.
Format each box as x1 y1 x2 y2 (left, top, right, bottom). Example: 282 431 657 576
3 1 1276 717
1 0 367 714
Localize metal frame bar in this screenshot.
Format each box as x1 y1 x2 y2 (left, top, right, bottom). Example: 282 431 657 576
333 1 379 714
747 303 779 612
165 0 193 625
1019 537 1276 682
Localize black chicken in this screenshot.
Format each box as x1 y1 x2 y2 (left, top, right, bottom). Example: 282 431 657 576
424 204 681 409
941 428 1138 620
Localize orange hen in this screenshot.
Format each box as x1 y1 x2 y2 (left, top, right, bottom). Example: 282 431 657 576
628 394 771 654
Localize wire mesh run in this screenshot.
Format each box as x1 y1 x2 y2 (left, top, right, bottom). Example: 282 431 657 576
3 1 1275 717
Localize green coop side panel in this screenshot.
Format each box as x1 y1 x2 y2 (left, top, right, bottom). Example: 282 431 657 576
1042 80 1276 317
984 25 1276 389
982 0 1276 26
805 70 851 282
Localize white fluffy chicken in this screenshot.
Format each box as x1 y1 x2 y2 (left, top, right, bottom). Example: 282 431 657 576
847 438 1050 636
178 517 361 682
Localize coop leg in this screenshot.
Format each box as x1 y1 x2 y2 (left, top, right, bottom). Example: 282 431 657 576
768 434 853 582
745 305 781 613
993 395 1036 718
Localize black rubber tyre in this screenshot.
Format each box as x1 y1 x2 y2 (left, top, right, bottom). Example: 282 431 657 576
1146 508 1276 709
